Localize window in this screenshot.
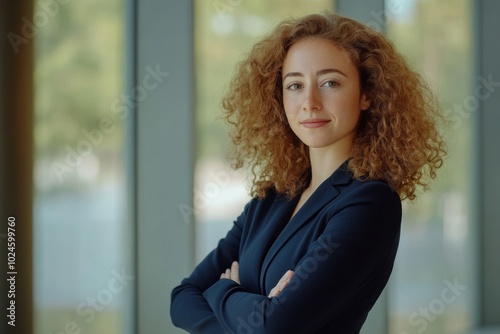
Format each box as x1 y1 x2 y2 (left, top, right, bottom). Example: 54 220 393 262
386 1 475 333
33 0 134 333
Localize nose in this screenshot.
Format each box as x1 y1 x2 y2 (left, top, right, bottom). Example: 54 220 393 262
302 86 322 111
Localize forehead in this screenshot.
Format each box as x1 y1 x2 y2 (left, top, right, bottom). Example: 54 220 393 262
282 37 356 75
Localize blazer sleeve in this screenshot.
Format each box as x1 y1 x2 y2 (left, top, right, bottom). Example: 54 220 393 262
170 201 252 333
202 181 402 333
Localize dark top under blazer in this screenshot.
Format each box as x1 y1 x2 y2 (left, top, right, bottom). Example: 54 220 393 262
171 161 402 333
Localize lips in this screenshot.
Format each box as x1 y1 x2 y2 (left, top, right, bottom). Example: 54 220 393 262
300 119 331 128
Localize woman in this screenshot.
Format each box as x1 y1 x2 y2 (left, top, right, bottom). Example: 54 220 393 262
171 12 446 333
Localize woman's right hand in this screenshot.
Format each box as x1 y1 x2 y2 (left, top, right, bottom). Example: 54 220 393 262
268 270 294 298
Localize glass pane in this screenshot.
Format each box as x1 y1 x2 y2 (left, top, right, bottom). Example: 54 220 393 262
194 0 336 262
33 1 134 333
386 1 474 333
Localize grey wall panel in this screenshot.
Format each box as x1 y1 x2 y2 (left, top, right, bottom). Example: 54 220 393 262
478 0 500 327
136 1 194 333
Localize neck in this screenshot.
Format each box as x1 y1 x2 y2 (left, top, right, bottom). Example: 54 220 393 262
307 143 351 192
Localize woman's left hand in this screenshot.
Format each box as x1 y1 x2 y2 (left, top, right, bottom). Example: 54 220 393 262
220 261 240 284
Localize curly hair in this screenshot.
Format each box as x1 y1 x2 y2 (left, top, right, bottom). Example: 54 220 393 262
222 12 446 201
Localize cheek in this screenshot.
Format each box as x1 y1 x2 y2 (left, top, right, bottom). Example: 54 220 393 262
282 102 293 118
284 110 295 126
283 94 299 116
330 90 362 113
282 103 298 129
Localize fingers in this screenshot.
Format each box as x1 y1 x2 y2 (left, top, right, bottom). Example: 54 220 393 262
270 270 294 297
220 268 231 279
220 261 240 284
220 263 294 296
230 261 240 284
268 270 294 298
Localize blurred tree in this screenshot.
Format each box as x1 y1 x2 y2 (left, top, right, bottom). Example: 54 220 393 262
34 0 124 158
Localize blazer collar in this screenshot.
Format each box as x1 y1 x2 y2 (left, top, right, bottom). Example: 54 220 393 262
328 159 354 187
260 160 353 288
291 159 353 223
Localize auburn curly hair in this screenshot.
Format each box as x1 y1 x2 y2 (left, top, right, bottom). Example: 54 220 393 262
222 12 446 201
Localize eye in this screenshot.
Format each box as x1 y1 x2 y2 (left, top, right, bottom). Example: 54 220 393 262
286 83 303 91
322 80 339 88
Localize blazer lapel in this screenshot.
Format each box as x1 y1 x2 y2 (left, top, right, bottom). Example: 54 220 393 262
260 162 353 287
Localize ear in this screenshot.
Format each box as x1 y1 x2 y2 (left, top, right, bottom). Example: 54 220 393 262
360 93 371 111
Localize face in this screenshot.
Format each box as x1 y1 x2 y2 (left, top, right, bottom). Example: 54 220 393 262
282 37 370 152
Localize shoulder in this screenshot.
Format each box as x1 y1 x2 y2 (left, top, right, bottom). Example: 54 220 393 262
325 177 402 233
343 178 401 204
329 163 401 210
237 187 285 219
248 186 289 207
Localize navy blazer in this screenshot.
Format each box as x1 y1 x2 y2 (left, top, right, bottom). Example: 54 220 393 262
171 161 402 333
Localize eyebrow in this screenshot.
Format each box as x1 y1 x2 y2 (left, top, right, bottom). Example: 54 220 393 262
283 68 347 80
